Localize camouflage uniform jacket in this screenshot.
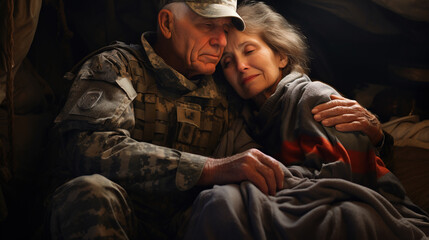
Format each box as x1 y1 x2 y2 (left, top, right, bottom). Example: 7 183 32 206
53 32 239 193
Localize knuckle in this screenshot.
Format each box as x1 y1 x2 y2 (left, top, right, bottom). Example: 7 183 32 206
322 118 333 126
346 113 356 121
248 148 260 155
350 104 359 110
357 117 368 125
332 99 342 104
266 167 274 177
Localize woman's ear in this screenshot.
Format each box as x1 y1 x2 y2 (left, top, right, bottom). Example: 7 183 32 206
279 54 288 68
158 9 173 39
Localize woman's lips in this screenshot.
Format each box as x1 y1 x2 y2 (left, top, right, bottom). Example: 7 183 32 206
241 74 259 85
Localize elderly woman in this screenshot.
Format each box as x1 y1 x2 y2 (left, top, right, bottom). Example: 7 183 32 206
185 2 429 239
220 1 387 187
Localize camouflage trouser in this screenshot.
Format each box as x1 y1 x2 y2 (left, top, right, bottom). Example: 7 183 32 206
49 174 196 240
49 174 139 240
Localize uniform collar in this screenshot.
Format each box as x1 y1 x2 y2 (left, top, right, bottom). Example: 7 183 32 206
141 32 206 94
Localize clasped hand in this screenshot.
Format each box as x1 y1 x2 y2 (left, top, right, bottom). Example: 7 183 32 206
198 149 285 196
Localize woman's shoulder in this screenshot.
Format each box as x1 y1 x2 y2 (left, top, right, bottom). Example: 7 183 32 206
282 73 339 106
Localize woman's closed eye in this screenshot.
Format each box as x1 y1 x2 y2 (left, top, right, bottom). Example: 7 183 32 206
244 46 256 55
221 57 231 68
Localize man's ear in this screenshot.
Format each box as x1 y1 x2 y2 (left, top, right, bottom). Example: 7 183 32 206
279 54 288 68
158 9 173 39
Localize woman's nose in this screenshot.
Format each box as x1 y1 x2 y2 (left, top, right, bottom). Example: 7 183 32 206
236 57 248 72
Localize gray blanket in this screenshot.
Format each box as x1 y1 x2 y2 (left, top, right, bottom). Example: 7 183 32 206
184 73 429 239
185 165 429 239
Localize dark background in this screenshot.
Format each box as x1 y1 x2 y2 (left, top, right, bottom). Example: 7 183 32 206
29 0 429 120
1 0 428 239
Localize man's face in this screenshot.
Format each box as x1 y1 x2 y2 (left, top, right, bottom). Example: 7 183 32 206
171 10 232 78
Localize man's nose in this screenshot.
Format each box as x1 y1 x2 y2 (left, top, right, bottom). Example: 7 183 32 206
210 28 227 48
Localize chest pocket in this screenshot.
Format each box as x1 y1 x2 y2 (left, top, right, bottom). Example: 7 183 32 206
126 50 227 156
174 98 227 156
132 92 174 146
132 92 227 156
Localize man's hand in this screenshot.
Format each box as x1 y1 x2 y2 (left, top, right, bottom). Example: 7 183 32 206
198 149 284 196
312 94 384 146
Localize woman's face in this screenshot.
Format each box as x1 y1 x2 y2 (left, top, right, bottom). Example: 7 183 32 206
221 29 287 101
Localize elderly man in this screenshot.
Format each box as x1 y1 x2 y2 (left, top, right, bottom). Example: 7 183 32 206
48 1 286 239
48 0 391 239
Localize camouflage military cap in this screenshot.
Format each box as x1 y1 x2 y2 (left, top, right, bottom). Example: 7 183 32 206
166 0 245 31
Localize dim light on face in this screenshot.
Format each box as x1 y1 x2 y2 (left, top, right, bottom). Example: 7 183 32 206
171 8 232 78
221 29 287 101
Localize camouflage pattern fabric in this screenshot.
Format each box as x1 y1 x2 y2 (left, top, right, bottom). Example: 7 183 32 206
162 0 245 31
50 174 139 239
184 0 245 31
186 0 235 6
134 33 228 156
49 32 233 239
53 32 228 191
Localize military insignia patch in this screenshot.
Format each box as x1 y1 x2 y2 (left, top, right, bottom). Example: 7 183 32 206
77 89 103 110
177 106 201 127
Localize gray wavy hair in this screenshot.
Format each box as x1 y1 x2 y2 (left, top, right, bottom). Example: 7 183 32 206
237 1 309 75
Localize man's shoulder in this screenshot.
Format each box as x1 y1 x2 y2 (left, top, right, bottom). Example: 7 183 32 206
75 41 146 75
54 42 144 128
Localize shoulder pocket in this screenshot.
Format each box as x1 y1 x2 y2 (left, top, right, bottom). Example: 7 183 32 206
56 49 138 125
57 78 135 125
